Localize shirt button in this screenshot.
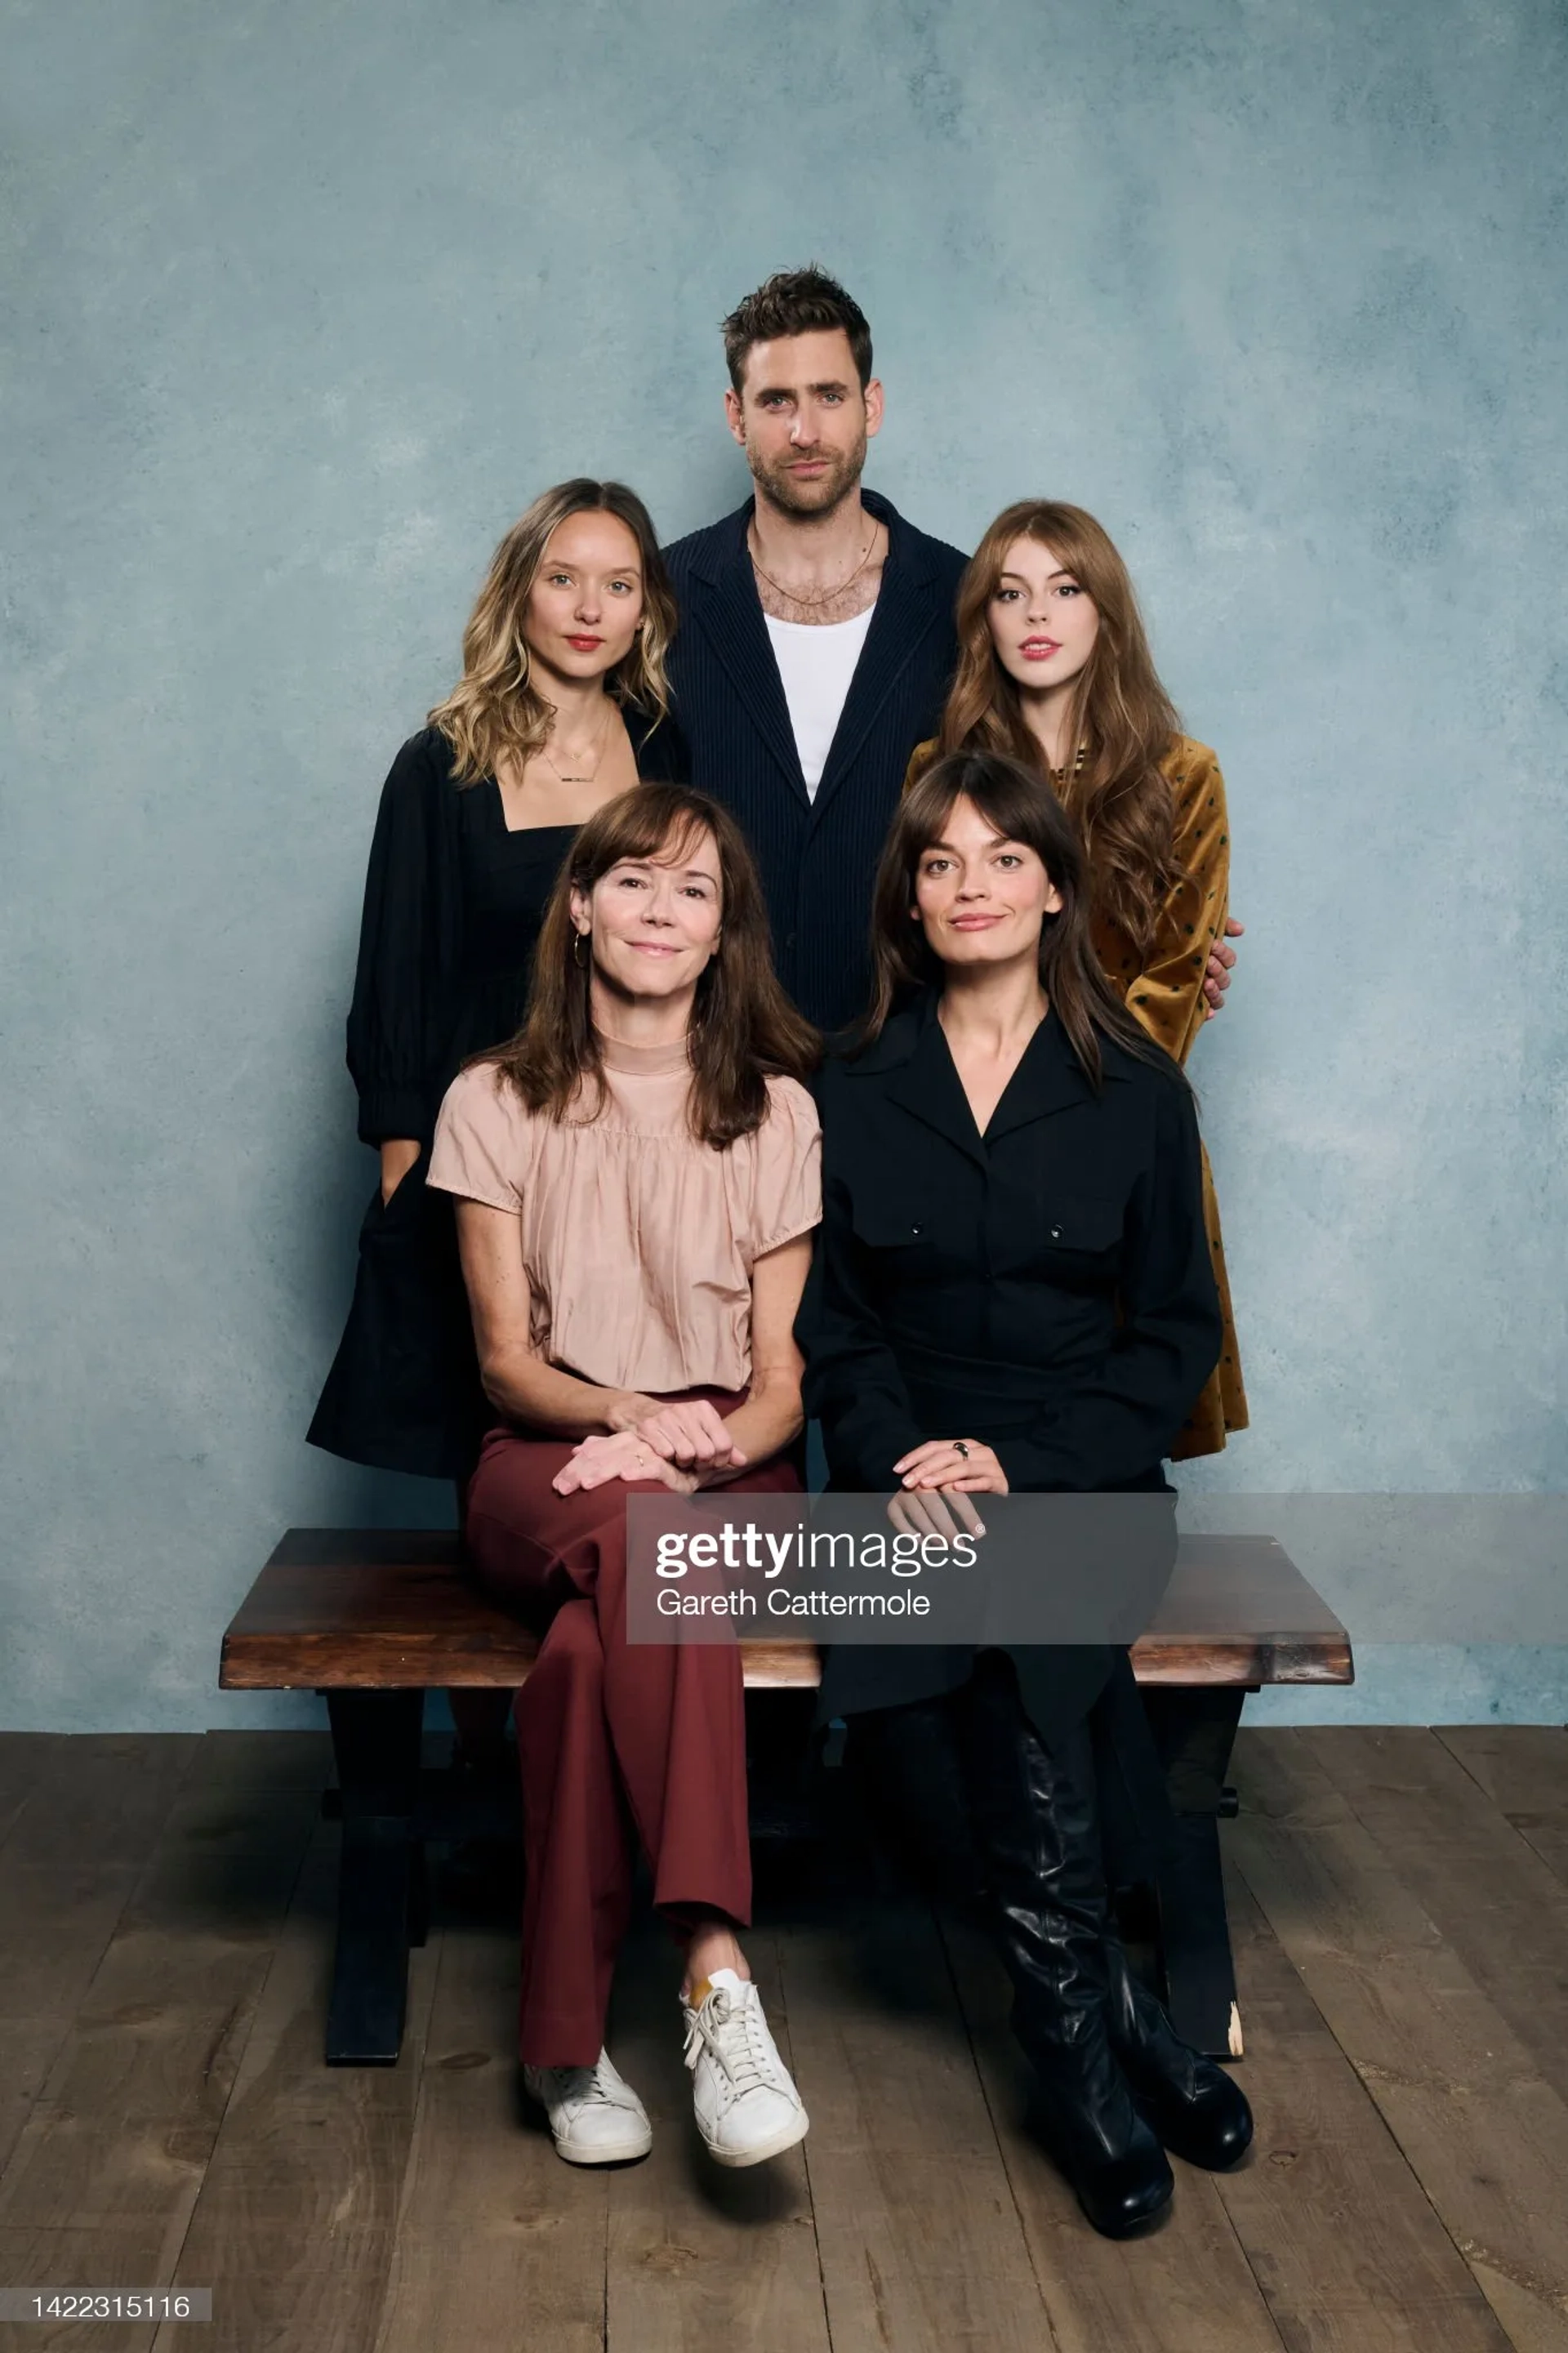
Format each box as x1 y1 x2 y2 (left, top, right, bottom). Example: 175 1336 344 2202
1049 1223 1062 1239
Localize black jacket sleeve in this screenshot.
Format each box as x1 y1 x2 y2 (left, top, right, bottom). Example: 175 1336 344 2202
797 1096 929 1489
344 733 465 1148
994 1075 1223 1491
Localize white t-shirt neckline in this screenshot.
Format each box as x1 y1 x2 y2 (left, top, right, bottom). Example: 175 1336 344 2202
764 603 878 800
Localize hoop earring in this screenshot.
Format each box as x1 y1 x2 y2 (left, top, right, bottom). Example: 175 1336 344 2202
573 929 589 968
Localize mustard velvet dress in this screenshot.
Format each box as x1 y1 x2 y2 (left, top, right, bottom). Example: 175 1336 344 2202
902 733 1248 1459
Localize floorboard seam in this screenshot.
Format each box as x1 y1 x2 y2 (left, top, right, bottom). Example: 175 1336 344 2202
930 1901 1067 2353
148 1809 322 2346
1231 1744 1540 2338
771 1925 836 2353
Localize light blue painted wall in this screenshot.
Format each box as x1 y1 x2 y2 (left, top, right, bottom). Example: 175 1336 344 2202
2 0 1564 1730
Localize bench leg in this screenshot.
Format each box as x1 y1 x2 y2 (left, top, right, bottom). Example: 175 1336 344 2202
325 1690 425 2066
1141 1686 1248 2061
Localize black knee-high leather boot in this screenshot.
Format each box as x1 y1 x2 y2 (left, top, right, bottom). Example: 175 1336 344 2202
1104 1936 1254 2169
956 1660 1174 2238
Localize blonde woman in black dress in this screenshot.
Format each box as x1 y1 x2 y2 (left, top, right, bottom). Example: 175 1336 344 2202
310 479 683 1485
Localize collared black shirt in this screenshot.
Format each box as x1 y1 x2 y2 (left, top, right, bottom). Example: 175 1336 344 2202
800 992 1223 1494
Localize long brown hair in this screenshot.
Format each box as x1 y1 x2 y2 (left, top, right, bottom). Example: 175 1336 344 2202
920 501 1183 960
429 479 677 784
487 785 820 1147
862 751 1168 1090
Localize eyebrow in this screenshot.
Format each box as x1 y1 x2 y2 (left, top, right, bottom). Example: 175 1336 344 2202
920 833 1018 854
997 567 1076 585
619 855 719 885
755 377 852 398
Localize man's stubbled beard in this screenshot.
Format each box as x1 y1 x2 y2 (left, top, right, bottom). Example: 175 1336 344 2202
746 426 870 519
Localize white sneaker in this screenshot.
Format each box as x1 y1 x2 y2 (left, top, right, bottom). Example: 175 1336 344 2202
523 2048 653 2165
680 1968 809 2168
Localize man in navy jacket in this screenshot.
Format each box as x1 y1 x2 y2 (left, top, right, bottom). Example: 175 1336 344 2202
662 268 967 1036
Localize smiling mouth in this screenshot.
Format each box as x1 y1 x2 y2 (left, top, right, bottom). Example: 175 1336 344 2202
627 941 680 955
1020 639 1060 657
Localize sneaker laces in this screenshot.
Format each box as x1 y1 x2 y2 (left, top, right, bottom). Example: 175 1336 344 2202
543 2053 620 2110
683 1983 777 2098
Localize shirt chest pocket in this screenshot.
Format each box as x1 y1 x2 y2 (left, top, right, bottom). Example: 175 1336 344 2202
849 1192 945 1283
1025 1192 1126 1281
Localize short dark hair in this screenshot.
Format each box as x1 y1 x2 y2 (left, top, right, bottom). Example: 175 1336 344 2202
721 266 873 394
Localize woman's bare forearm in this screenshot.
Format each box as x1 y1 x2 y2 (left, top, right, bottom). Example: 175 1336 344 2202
702 1371 804 1482
479 1344 656 1441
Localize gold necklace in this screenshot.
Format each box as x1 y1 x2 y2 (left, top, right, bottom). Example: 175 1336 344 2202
540 697 614 786
748 519 880 611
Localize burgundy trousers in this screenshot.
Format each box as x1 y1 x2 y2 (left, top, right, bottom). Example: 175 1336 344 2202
464 1402 801 2067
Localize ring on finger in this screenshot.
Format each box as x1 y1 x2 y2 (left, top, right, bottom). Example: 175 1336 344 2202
953 1440 971 1460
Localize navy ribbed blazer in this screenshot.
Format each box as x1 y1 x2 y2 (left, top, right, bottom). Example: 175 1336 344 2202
662 488 968 1033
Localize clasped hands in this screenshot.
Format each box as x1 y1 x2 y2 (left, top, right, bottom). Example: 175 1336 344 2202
551 1393 746 1497
888 1437 1009 1540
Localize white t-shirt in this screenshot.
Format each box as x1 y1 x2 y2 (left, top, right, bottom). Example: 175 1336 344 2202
764 604 877 800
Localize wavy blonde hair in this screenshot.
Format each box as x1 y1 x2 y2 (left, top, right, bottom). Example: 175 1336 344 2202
916 501 1183 960
430 479 676 785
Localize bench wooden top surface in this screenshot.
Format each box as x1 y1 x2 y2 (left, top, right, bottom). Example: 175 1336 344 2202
220 1528 1352 1692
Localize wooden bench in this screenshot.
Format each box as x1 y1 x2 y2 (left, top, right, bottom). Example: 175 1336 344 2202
220 1527 1352 2066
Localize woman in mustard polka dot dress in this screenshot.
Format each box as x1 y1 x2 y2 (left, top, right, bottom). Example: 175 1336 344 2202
906 500 1246 1456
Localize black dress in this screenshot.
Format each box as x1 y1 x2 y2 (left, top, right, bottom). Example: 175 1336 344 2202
799 989 1222 1824
308 708 684 1477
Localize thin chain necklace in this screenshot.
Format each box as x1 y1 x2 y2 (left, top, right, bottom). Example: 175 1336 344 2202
539 696 614 786
748 518 879 612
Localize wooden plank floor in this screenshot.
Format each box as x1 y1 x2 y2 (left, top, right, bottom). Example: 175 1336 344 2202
0 1726 1561 2351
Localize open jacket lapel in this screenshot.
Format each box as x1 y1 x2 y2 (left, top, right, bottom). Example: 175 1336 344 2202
982 1015 1109 1140
853 996 987 1172
811 493 946 825
687 506 808 804
853 995 1115 1167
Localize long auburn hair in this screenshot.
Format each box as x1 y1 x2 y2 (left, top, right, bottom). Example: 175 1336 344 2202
862 751 1169 1091
486 785 820 1148
430 479 677 785
920 501 1184 961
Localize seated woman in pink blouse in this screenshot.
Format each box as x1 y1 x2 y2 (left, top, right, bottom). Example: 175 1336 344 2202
428 784 821 2173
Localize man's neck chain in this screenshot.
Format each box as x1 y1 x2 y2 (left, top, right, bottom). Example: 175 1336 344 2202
748 519 879 612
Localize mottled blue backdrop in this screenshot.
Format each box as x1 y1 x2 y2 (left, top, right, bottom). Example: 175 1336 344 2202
2 0 1565 1727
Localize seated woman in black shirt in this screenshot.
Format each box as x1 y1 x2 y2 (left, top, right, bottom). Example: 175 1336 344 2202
802 749 1252 2239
